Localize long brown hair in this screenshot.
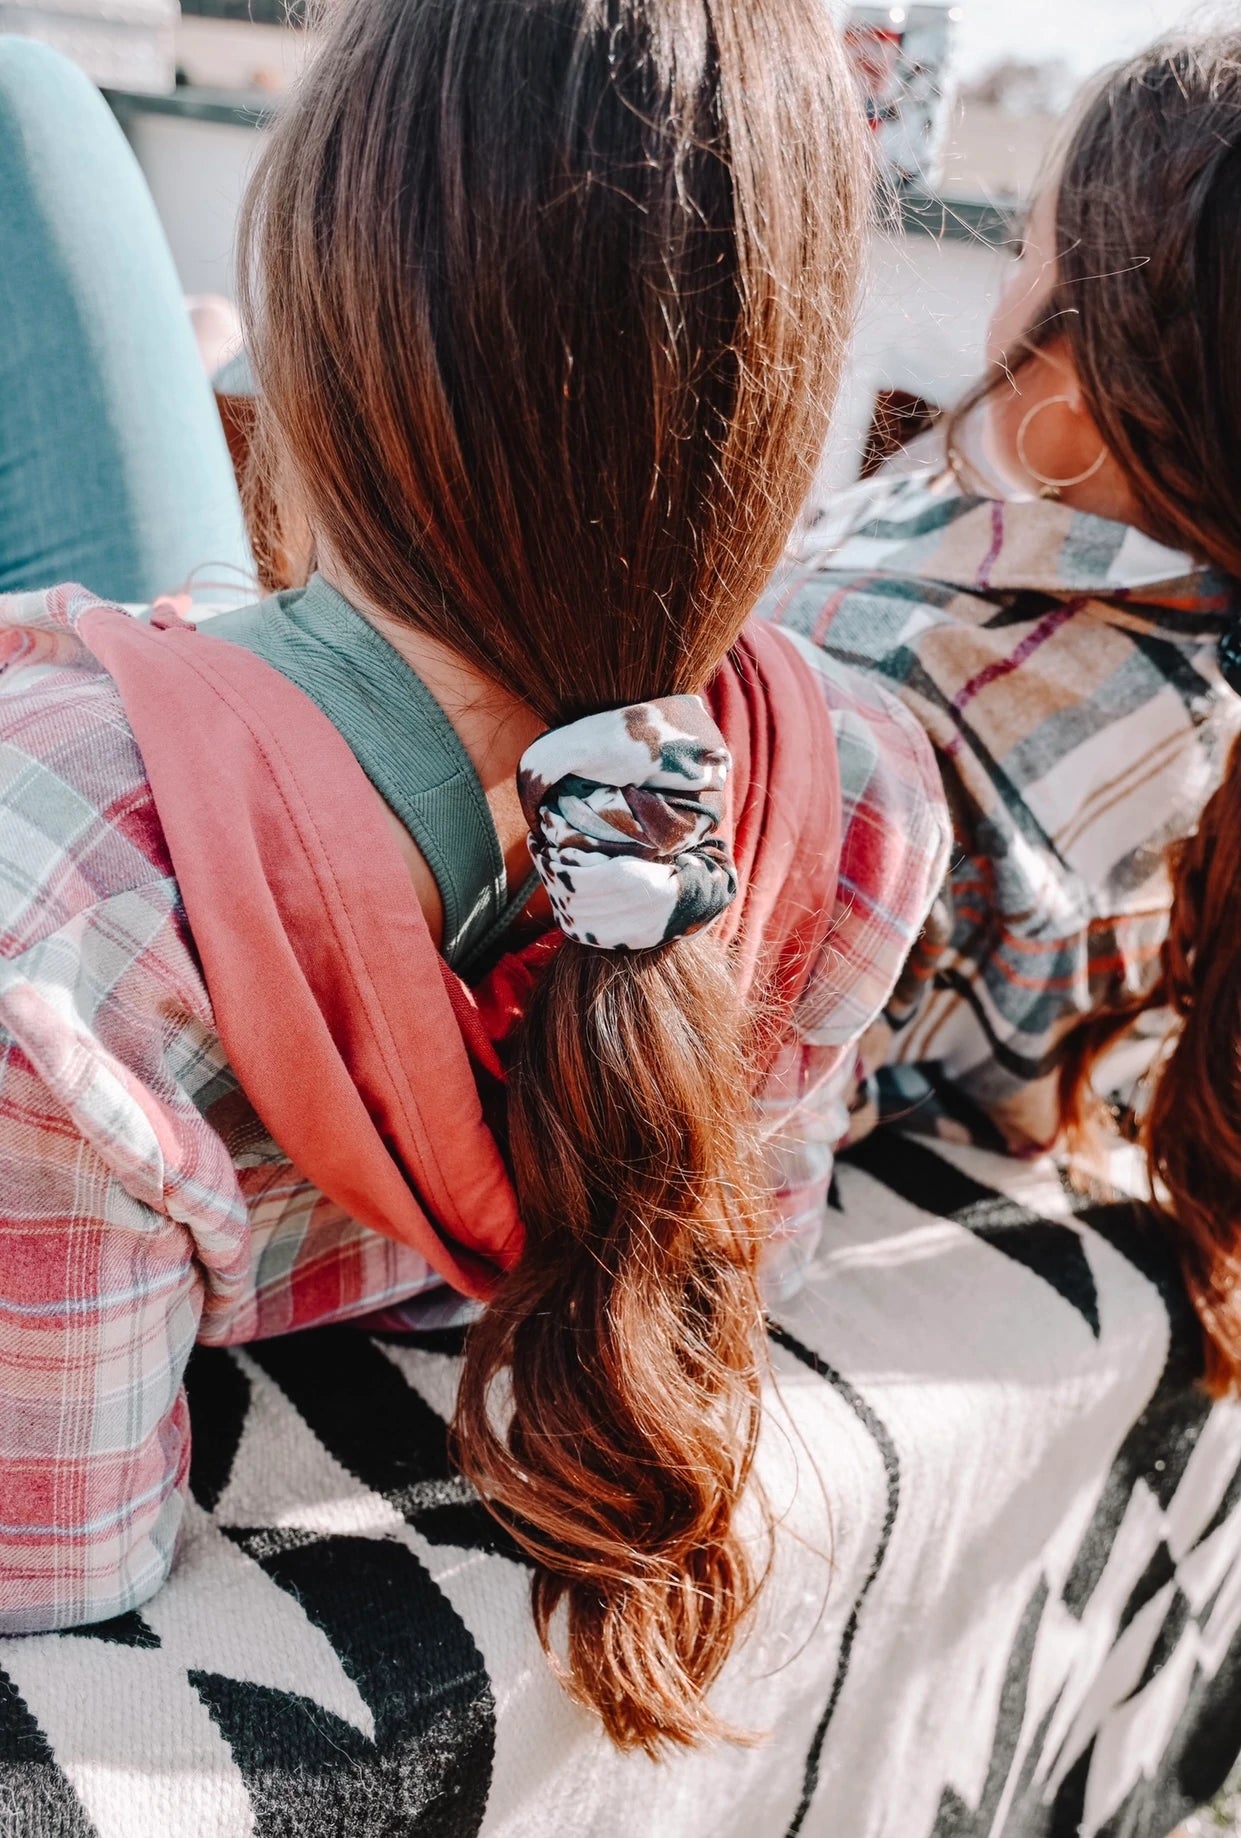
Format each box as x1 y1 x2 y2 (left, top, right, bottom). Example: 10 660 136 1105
997 38 1241 1391
239 0 865 1749
1136 736 1241 1398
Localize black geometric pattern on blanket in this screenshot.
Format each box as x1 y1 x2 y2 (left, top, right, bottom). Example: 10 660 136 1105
2 1136 1241 1838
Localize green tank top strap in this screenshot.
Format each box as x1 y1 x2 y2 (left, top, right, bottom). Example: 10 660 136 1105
206 574 534 970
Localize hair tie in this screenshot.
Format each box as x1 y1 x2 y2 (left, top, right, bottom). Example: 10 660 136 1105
518 695 738 952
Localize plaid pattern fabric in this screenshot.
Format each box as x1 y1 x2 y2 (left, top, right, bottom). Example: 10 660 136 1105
0 585 948 1634
763 466 1241 1150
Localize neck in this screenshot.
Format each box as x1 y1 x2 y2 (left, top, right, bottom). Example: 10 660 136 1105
317 555 549 933
319 560 545 790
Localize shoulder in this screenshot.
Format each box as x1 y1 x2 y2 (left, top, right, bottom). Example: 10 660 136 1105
779 626 949 859
760 471 985 669
786 460 976 574
0 593 239 1232
0 589 174 952
779 629 951 1046
791 456 954 557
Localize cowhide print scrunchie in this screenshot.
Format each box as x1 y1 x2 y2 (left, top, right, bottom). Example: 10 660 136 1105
517 695 739 951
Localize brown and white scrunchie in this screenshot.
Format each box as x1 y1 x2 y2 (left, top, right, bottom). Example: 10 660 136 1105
517 695 739 951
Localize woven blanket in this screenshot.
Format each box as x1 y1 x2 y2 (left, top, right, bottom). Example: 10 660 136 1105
3 1133 1241 1838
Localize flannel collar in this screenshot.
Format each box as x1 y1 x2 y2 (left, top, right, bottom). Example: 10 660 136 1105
804 470 1238 640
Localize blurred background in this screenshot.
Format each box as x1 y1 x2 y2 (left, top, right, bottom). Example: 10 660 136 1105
0 0 1215 481
944 0 1213 195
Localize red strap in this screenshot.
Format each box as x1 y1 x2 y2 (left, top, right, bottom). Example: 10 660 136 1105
73 605 841 1299
78 606 523 1298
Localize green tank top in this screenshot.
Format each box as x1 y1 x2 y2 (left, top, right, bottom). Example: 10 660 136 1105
207 574 536 972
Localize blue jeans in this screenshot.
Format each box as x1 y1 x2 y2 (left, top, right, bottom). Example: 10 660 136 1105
0 38 252 601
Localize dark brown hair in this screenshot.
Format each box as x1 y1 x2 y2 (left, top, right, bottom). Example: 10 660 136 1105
239 0 864 1749
1134 736 1241 1397
999 37 1241 1391
1059 727 1241 1400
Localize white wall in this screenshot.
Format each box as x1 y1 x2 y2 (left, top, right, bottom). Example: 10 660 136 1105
122 109 1014 484
823 224 1011 486
121 110 265 300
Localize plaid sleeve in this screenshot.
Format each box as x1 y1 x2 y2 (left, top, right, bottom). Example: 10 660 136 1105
0 921 448 1637
0 1011 203 1633
758 635 951 1300
0 629 223 1631
873 867 1174 1153
0 609 447 1632
215 1156 443 1346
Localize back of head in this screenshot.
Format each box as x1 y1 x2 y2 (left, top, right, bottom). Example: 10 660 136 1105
240 0 865 1748
242 0 863 713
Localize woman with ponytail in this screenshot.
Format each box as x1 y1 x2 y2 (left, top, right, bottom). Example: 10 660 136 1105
0 1 950 1748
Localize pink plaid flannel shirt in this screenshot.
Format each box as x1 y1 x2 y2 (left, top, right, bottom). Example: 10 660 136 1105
0 589 948 1633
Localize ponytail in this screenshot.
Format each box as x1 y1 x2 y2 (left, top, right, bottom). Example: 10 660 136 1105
240 0 865 1746
456 942 767 1750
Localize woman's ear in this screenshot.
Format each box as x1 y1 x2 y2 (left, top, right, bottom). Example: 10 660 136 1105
984 340 1088 493
1044 344 1085 413
982 337 1142 524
